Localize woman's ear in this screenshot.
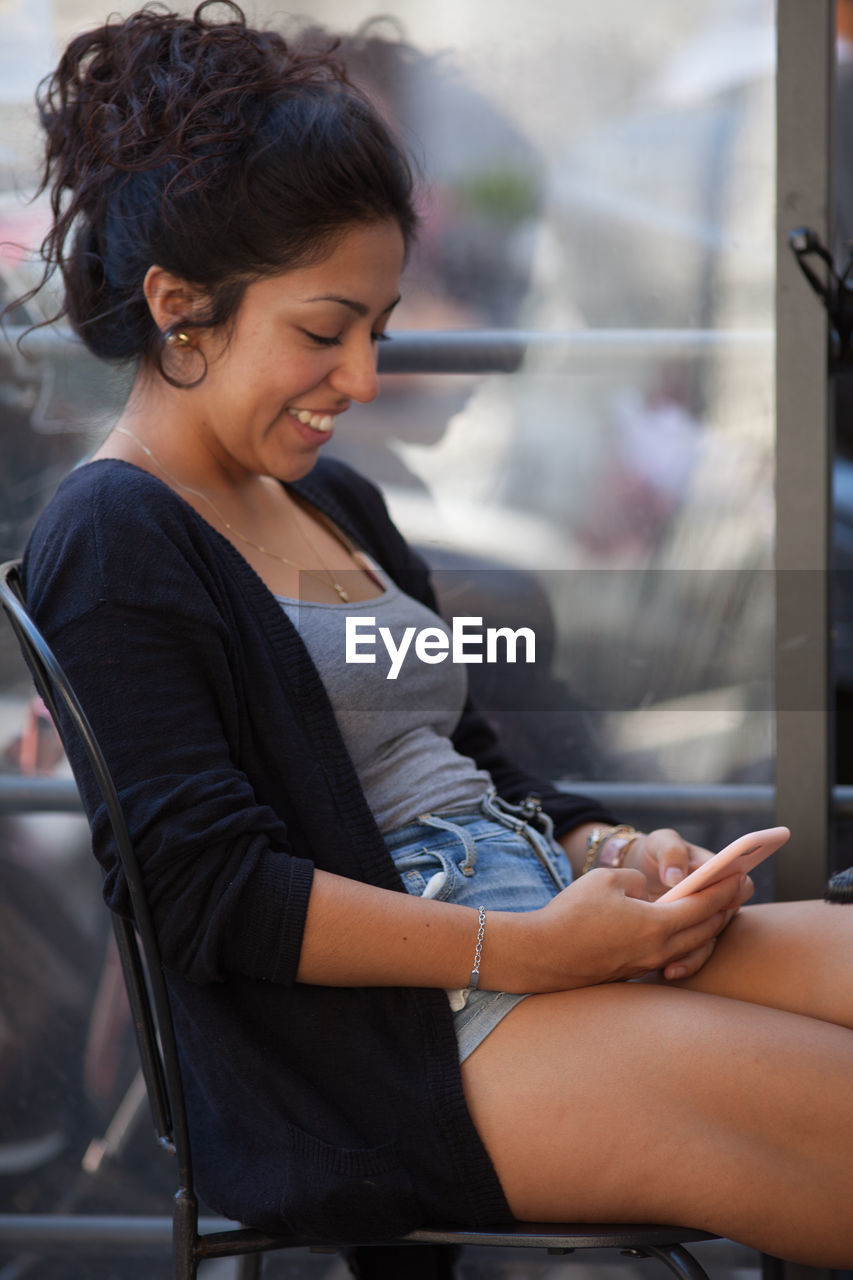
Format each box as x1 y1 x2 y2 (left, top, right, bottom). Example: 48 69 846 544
142 265 204 333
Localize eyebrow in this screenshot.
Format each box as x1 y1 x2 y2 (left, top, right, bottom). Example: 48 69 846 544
302 293 401 318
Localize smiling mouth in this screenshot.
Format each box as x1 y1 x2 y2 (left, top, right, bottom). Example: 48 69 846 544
290 409 335 433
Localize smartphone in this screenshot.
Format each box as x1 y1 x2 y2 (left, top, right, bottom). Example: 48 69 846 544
658 826 790 903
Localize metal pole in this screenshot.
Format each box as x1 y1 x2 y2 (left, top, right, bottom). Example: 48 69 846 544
775 0 835 904
772 6 835 1279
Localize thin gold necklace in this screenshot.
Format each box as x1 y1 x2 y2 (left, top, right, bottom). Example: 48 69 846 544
112 426 351 602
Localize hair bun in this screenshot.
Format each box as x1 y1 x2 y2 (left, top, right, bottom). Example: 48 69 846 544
37 3 302 190
12 2 415 368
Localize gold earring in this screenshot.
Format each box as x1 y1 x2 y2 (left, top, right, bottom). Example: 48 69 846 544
159 324 208 389
165 327 192 348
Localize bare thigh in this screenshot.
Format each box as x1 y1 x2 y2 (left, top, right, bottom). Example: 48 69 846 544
461 981 853 1266
671 899 853 1028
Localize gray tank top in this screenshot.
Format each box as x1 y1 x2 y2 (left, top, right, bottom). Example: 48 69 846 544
277 568 491 833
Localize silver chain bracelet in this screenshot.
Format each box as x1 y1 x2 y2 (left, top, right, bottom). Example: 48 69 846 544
469 906 486 990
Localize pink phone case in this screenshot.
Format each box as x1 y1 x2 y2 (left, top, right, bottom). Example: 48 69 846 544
658 826 790 902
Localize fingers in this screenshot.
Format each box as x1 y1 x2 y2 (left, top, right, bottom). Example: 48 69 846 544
663 869 744 922
738 874 755 905
662 937 717 981
612 866 653 901
659 873 746 979
655 839 692 890
639 828 712 891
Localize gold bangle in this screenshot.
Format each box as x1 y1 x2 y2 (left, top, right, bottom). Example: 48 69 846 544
582 824 643 873
582 825 617 874
599 828 642 869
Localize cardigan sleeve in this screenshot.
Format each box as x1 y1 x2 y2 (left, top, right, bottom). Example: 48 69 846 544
23 468 314 987
25 457 614 994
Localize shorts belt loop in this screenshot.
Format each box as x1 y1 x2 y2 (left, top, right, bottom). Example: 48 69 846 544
478 788 567 891
416 812 478 876
480 787 556 842
479 786 523 830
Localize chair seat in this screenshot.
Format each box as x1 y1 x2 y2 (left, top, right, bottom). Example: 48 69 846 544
404 1223 717 1250
197 1219 716 1265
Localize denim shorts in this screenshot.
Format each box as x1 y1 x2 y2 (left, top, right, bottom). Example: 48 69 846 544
384 788 573 1062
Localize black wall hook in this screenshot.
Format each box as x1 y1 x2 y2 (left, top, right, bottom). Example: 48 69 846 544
788 226 853 369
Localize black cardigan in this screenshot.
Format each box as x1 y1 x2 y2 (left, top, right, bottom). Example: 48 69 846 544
23 456 615 1239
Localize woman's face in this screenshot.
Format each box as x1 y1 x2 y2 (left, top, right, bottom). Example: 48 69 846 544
182 219 406 484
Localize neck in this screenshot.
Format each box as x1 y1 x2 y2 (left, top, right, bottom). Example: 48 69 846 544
108 399 254 499
109 422 282 514
106 424 354 602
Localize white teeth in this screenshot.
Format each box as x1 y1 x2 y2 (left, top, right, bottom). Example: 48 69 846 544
292 410 334 432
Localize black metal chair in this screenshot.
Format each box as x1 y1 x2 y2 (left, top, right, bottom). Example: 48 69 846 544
0 558 716 1280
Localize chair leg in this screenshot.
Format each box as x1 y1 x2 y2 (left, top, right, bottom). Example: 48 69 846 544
645 1244 712 1280
173 1192 200 1280
173 1243 198 1280
235 1254 263 1280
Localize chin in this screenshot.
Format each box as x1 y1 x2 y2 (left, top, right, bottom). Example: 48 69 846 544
274 451 323 483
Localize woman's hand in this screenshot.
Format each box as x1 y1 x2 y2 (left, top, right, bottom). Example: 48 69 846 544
295 833 750 995
621 828 754 915
495 866 745 993
622 827 711 896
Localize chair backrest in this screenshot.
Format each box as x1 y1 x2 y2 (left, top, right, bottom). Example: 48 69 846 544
0 559 194 1194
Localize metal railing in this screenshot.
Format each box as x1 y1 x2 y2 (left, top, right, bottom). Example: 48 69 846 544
5 773 853 819
1 324 774 375
0 322 785 831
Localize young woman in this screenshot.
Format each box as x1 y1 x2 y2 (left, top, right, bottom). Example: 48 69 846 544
14 3 853 1265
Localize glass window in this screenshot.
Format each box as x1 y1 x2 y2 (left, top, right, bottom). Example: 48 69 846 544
0 0 776 1258
315 0 777 861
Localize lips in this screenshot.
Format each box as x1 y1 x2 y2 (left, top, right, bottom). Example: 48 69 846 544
289 408 335 433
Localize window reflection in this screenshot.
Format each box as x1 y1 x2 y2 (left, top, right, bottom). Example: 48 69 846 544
0 3 777 790
320 2 776 802
0 1 776 1233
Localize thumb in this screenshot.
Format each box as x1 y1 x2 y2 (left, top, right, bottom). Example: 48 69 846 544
661 863 686 888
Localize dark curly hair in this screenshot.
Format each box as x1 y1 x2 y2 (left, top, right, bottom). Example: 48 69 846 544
20 1 417 372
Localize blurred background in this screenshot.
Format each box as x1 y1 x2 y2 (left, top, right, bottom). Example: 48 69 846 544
0 0 778 1276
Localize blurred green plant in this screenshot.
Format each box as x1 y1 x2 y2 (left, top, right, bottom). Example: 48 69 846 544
452 168 539 225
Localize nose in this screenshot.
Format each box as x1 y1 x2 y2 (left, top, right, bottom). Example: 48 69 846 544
329 336 380 404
